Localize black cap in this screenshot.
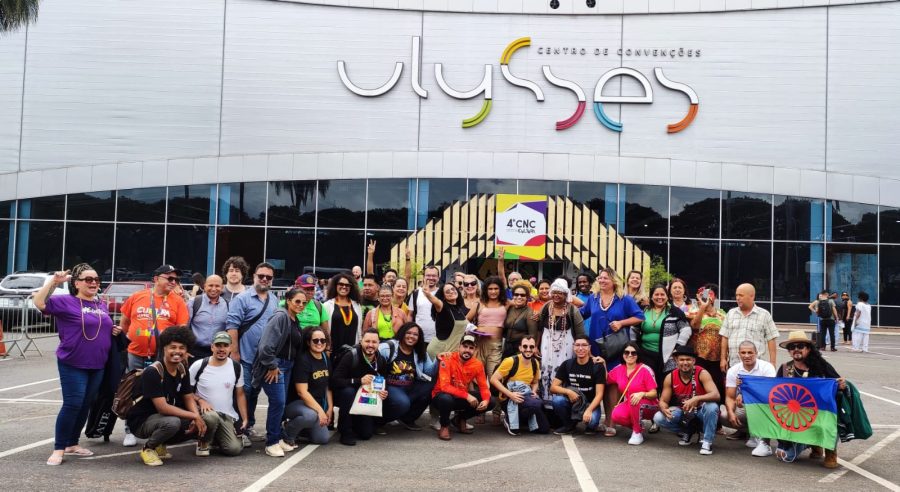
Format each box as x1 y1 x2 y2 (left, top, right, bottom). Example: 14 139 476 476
671 344 697 358
153 264 182 277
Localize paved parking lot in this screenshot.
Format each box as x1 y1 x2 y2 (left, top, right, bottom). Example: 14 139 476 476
2 334 899 491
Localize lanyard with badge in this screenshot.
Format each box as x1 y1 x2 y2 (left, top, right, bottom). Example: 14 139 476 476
145 291 161 365
365 356 385 392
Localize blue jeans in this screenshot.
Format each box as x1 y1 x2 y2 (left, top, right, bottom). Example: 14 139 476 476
241 360 257 428
381 380 434 425
245 358 292 445
55 360 104 450
551 395 601 429
776 441 809 462
652 402 719 444
504 381 548 433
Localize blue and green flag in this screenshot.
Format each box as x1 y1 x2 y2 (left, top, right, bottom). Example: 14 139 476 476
740 375 839 450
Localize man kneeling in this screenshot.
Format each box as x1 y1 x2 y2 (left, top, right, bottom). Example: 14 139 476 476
653 345 721 455
431 334 493 440
490 335 549 436
189 331 248 456
126 326 207 466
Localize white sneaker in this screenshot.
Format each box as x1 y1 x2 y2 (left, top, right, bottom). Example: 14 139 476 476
752 440 773 457
265 444 285 457
278 439 298 452
122 433 137 447
465 420 474 431
745 437 759 448
700 440 713 455
241 434 251 448
628 431 644 445
430 416 441 431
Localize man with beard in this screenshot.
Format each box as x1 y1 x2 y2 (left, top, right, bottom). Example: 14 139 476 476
490 335 549 436
409 265 441 343
575 273 594 322
431 334 493 441
653 345 721 455
225 262 278 443
189 331 247 456
719 340 776 457
332 329 389 446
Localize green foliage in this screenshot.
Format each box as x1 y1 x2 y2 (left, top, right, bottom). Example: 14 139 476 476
0 0 41 33
648 256 672 287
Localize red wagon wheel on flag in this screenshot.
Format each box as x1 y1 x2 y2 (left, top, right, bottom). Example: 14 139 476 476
769 383 818 432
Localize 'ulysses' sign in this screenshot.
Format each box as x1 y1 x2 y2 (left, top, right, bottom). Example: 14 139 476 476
338 36 699 133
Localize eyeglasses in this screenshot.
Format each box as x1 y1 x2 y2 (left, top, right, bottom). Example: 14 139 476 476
623 350 638 356
464 281 478 287
786 343 808 351
256 274 273 281
311 338 327 344
290 299 307 306
512 293 528 298
160 276 178 283
77 277 101 284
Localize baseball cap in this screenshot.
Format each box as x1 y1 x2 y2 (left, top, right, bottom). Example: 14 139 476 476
296 274 317 288
153 264 182 277
212 331 232 345
461 334 477 346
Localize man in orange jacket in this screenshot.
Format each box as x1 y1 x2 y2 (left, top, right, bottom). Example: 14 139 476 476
431 334 494 440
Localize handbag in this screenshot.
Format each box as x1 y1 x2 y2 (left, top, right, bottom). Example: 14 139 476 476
613 364 658 419
349 383 383 417
598 327 630 362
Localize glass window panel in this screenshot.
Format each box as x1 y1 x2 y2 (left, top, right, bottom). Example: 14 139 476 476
417 178 467 228
670 187 720 238
826 243 877 305
66 192 115 222
0 221 11 276
723 191 771 240
168 185 213 225
773 242 824 302
267 181 317 227
166 225 213 278
15 221 63 272
517 180 567 196
880 207 900 244
772 303 815 324
879 307 899 328
367 179 412 230
114 224 164 280
217 182 266 226
215 227 265 275
621 184 668 237
628 237 668 270
881 245 900 306
265 228 315 285
570 182 616 227
469 178 515 196
315 229 365 273
316 180 366 229
64 222 114 281
365 230 413 281
774 195 824 241
829 201 877 243
17 195 65 220
0 200 13 219
721 241 771 301
117 187 167 223
668 240 719 295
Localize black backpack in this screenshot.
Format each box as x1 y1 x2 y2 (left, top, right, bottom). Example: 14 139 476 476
193 356 241 391
493 355 538 386
816 299 832 319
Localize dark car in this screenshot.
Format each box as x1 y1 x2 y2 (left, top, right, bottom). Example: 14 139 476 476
101 281 152 321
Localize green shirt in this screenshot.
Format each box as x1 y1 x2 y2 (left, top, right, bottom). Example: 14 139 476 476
279 298 327 328
640 308 666 353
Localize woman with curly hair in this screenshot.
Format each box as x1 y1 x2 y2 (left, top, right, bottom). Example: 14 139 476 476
322 273 362 359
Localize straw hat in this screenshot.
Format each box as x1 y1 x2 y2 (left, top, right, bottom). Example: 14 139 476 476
778 330 814 349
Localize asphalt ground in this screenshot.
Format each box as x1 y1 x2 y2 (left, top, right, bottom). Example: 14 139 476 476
1 333 899 491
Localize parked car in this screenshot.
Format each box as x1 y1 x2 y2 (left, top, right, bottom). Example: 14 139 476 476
0 272 67 332
101 281 152 320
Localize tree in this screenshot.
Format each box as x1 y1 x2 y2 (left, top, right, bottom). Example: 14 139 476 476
0 0 40 33
648 256 672 287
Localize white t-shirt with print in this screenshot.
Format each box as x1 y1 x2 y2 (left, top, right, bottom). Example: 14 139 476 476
189 359 243 420
413 287 438 342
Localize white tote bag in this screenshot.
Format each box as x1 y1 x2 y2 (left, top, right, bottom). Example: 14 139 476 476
349 383 383 417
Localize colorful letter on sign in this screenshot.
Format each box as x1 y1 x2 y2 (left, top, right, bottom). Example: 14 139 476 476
495 194 547 260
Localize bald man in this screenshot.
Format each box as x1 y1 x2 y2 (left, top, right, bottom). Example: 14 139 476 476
189 274 230 360
719 283 778 371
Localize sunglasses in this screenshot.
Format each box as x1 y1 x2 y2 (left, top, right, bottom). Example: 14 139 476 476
786 343 809 351
160 276 179 283
521 345 536 349
290 299 307 306
337 282 351 288
256 274 273 281
311 338 327 344
512 293 528 298
77 277 101 284
464 281 478 287
623 350 638 356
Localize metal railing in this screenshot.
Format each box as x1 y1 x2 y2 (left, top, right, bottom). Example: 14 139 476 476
0 295 56 358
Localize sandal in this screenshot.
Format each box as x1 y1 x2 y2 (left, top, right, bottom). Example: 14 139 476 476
63 446 94 457
46 454 64 466
603 426 617 437
774 448 789 462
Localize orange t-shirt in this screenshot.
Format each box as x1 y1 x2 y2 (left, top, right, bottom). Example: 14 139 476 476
121 290 189 357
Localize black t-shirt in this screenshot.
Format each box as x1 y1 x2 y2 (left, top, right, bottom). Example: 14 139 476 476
330 305 358 352
434 302 467 341
555 358 606 402
386 350 416 388
127 363 192 430
290 352 330 405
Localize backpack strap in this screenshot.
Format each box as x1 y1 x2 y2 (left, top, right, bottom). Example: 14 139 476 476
497 355 521 386
190 296 203 330
387 339 398 363
194 357 211 385
231 359 241 387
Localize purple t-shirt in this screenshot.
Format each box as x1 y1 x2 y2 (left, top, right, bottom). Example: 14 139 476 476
43 295 114 369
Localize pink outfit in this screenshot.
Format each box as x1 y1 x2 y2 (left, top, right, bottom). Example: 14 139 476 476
477 305 507 327
608 363 658 433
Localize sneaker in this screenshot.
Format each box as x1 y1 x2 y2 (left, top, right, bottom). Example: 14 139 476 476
140 448 163 466
246 428 265 442
279 439 298 452
196 442 210 457
401 420 422 431
745 437 759 448
628 431 644 445
583 426 597 436
374 426 388 436
502 417 520 436
752 440 773 457
430 416 441 431
241 434 251 448
453 416 473 435
648 422 660 434
265 444 285 457
155 445 172 459
339 433 357 446
700 441 713 455
678 433 692 446
465 420 475 431
554 424 576 435
123 433 138 447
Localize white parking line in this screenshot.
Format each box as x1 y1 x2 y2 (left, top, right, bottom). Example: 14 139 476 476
0 378 59 393
561 435 599 492
241 442 324 492
860 391 900 408
836 459 900 491
820 429 900 483
444 446 543 469
11 387 61 401
866 351 900 359
83 442 194 460
0 438 55 459
0 398 62 404
883 387 900 395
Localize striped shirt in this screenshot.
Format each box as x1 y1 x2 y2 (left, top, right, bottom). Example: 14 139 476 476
720 305 778 366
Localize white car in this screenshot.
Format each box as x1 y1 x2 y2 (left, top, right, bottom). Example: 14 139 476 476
0 273 68 328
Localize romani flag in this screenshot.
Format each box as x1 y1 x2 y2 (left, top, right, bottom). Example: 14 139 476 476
740 375 839 450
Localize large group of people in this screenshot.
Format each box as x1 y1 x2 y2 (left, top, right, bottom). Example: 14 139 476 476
35 243 857 470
